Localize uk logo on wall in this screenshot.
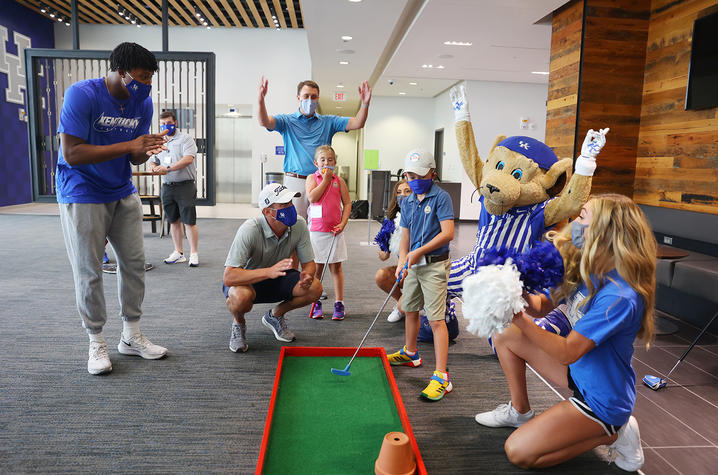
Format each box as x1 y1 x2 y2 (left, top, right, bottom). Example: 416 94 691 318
0 24 31 120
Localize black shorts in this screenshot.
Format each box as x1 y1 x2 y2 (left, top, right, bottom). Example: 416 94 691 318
222 269 301 304
162 181 197 225
567 368 622 436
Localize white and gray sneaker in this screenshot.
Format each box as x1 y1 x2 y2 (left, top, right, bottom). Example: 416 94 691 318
229 322 248 352
387 306 405 323
474 402 535 428
164 250 186 264
117 333 168 359
188 253 199 267
262 311 296 342
88 341 112 375
609 416 644 472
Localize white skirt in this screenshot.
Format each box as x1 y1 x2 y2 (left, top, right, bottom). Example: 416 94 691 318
310 230 348 263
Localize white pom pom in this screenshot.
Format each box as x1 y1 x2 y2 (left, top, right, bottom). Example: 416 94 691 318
389 214 402 257
461 260 526 338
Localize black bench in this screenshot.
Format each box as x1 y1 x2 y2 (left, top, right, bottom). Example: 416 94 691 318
640 205 718 333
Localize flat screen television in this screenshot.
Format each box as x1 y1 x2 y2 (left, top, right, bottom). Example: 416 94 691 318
685 10 718 110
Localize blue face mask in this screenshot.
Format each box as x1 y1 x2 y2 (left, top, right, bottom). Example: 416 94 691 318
397 195 407 208
123 72 152 101
160 123 176 135
571 220 589 249
408 178 433 195
275 205 298 227
300 98 318 116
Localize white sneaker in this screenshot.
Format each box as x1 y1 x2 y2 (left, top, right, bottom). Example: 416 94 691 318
609 416 644 472
164 251 186 264
474 402 534 428
387 306 405 323
188 253 199 267
88 341 112 375
117 333 168 359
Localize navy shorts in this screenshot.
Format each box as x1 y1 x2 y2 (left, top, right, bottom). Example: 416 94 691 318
567 368 622 436
222 269 301 304
162 181 197 225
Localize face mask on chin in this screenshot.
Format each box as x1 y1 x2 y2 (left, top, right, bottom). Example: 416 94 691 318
300 98 318 116
122 72 152 101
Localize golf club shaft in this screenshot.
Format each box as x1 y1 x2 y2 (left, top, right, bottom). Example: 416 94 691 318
318 233 338 283
344 272 404 369
664 310 718 379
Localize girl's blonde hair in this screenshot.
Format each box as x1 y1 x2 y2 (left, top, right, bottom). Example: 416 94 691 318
547 193 656 346
314 144 336 161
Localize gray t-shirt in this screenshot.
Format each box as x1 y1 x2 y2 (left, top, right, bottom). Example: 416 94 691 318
225 215 314 269
150 130 198 183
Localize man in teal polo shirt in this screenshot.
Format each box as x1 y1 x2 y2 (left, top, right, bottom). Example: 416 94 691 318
257 77 371 218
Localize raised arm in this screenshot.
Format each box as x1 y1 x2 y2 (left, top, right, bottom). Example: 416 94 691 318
346 81 371 131
544 128 609 226
257 76 276 130
450 84 483 190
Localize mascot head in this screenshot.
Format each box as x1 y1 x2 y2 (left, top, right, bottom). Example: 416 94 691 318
480 135 572 215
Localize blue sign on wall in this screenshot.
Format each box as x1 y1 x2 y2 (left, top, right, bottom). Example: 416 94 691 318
275 146 285 156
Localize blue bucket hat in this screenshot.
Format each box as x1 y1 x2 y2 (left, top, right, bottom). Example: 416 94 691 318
497 136 558 170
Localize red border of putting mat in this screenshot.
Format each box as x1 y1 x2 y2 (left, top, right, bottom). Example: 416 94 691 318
255 346 427 474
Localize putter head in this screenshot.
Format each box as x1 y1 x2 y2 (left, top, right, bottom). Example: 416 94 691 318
643 374 666 390
331 366 351 377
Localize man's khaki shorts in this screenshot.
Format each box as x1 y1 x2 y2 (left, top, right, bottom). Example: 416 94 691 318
401 260 450 321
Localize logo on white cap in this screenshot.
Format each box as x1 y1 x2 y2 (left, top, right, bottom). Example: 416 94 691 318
409 152 421 162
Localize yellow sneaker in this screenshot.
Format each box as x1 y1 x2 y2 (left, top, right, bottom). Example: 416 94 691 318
421 371 453 401
387 346 422 367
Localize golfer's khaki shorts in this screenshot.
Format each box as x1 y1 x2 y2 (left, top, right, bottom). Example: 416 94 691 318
401 260 450 321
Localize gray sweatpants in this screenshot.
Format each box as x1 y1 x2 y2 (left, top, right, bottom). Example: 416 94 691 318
59 193 145 334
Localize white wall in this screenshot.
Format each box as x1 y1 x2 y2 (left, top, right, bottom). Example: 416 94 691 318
330 129 359 195
361 96 435 199
54 24 312 203
432 80 549 219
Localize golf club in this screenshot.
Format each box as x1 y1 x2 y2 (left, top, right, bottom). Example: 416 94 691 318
331 263 408 376
308 233 338 319
643 310 718 390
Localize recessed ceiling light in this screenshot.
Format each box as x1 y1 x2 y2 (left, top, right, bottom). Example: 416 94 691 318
336 84 344 88
399 92 406 95
409 82 417 85
341 35 353 41
348 0 362 3
444 41 472 46
339 60 349 65
421 64 445 69
531 71 550 75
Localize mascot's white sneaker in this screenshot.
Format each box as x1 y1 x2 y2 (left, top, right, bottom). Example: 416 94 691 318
387 306 405 322
609 416 644 472
475 401 534 428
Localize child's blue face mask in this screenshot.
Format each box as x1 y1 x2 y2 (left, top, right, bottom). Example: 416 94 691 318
408 178 433 195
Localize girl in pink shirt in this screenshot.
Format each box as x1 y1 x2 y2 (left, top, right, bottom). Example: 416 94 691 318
305 145 352 320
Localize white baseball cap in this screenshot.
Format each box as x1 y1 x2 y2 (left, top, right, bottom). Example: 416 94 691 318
404 149 435 176
258 183 300 209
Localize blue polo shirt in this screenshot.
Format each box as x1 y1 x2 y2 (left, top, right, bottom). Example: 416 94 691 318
399 182 454 255
56 78 152 203
272 110 349 176
569 270 644 426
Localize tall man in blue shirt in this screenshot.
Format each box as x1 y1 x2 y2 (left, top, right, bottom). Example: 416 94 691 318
257 77 372 218
57 43 169 375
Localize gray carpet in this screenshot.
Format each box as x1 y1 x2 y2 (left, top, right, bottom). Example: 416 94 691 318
0 214 622 473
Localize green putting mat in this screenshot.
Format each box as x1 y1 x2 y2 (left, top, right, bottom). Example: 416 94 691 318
262 356 404 474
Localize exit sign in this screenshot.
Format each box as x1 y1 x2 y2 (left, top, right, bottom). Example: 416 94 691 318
333 92 346 102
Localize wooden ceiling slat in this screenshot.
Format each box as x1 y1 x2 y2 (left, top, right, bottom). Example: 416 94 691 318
246 0 266 28
206 0 232 28
195 0 221 27
168 0 195 25
179 0 201 26
117 0 160 26
41 0 96 24
271 0 287 29
81 0 125 24
231 0 254 27
286 0 298 29
218 0 243 27
13 0 94 24
259 0 274 28
144 0 182 26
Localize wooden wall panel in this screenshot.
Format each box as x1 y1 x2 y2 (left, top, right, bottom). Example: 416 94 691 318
635 0 718 214
545 1 584 159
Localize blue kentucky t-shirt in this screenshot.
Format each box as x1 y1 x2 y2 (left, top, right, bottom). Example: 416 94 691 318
56 78 152 203
569 270 644 426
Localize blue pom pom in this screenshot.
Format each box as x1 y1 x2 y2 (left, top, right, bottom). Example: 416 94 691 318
373 218 395 252
474 247 521 270
515 242 564 293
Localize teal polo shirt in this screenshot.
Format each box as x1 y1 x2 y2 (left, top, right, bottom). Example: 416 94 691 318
399 183 454 255
271 110 349 176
